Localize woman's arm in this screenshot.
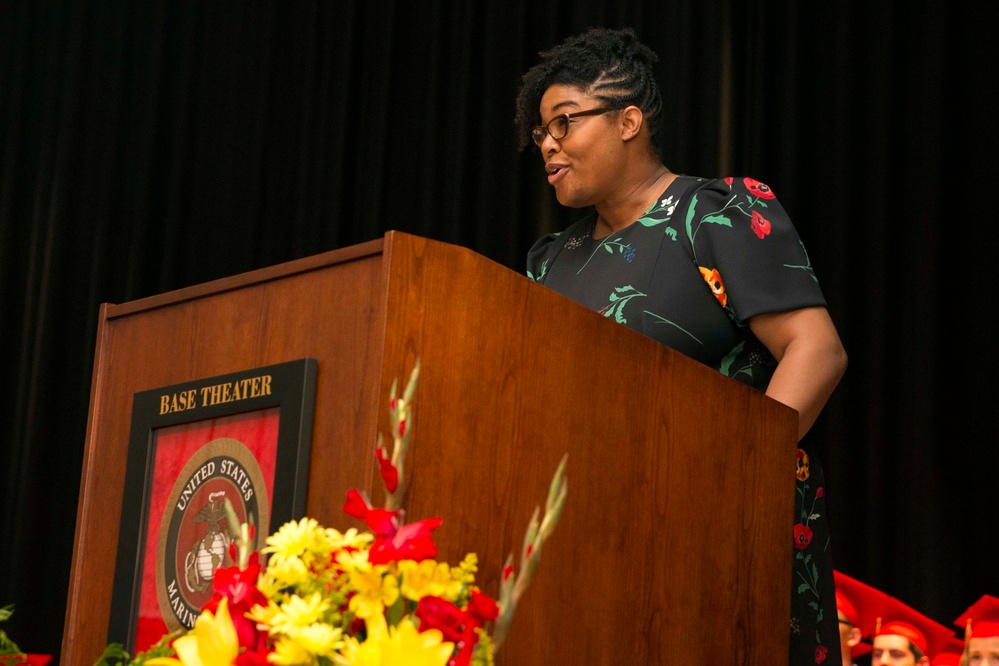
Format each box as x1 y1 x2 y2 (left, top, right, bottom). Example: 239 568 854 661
748 306 847 441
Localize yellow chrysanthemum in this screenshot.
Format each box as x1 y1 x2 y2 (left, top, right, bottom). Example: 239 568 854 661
245 600 279 627
146 597 239 666
281 623 344 656
335 548 371 571
264 517 323 559
398 559 454 601
266 554 311 588
269 592 330 634
348 567 399 621
268 635 314 666
327 527 374 551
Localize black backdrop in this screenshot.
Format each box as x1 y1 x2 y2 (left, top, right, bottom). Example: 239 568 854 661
2 0 996 657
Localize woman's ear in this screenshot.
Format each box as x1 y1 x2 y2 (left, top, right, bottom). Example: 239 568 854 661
619 106 645 141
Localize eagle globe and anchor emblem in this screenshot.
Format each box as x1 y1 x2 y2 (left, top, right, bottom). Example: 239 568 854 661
156 437 270 631
183 490 233 594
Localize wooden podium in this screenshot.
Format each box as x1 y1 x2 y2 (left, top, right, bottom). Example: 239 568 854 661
62 231 796 665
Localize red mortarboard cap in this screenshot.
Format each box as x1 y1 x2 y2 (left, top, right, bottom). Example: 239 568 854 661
931 638 966 666
833 570 956 659
836 582 872 658
838 588 861 627
955 595 999 640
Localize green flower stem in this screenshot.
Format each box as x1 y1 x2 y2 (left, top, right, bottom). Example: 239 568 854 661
492 455 568 655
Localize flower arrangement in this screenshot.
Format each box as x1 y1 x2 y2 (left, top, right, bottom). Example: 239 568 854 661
0 606 51 666
97 360 567 666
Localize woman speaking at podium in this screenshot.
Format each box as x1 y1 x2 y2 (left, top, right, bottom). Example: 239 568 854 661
516 27 847 666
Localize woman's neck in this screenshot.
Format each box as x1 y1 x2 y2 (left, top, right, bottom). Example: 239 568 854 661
593 164 675 239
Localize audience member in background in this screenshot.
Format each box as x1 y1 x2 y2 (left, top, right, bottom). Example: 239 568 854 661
837 579 870 666
955 595 999 666
930 637 967 666
834 570 954 666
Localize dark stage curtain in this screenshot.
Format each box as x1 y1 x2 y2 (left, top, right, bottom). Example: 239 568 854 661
1 0 995 657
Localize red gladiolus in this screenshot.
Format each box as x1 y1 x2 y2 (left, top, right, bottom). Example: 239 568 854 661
398 419 407 438
750 211 772 239
202 554 269 649
344 489 399 536
467 590 499 624
343 489 441 564
743 177 776 200
503 564 513 581
376 447 399 493
793 523 813 550
416 596 466 643
368 516 442 564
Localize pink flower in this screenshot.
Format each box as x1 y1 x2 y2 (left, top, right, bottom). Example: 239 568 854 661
815 487 824 499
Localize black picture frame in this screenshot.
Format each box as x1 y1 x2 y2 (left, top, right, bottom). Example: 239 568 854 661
107 358 318 651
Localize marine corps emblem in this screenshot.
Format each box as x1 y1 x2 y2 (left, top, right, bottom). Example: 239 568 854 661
155 437 270 631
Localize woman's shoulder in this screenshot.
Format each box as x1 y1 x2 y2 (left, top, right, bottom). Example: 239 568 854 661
526 214 595 282
684 175 782 202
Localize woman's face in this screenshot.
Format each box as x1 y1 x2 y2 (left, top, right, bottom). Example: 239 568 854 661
537 84 625 209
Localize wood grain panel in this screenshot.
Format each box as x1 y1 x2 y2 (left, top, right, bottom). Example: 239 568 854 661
378 232 796 665
63 241 388 664
63 232 795 665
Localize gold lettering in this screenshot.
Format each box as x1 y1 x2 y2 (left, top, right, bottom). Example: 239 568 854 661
198 375 272 407
160 389 199 415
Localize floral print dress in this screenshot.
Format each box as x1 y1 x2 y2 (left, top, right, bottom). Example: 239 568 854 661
527 174 839 665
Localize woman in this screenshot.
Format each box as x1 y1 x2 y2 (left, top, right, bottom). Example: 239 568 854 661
516 27 848 665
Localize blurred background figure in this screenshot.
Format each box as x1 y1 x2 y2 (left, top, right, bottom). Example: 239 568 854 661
955 595 999 666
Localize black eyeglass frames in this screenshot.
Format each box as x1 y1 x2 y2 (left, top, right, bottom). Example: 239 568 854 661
531 107 618 146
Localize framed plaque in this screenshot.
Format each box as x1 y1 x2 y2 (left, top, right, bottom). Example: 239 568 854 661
107 358 318 652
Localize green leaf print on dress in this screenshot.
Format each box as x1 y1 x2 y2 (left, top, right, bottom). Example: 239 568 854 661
599 285 644 324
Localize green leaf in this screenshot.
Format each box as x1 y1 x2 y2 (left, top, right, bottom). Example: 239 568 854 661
665 227 677 240
638 216 663 227
809 601 819 611
685 194 699 241
702 214 733 227
603 245 613 253
797 583 812 594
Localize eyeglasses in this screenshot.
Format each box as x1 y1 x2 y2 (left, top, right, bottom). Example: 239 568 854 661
531 107 618 146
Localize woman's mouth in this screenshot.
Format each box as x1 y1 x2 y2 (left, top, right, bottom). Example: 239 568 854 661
546 163 568 185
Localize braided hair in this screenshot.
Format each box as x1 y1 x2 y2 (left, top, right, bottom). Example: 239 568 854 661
514 27 664 161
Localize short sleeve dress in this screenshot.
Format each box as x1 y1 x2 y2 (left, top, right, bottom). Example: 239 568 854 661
527 174 840 666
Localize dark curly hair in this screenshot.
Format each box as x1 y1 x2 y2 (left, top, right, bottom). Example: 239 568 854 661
514 27 664 161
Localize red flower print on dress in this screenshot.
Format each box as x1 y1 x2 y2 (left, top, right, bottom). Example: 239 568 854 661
815 645 828 664
750 211 772 239
743 177 776 199
724 176 734 186
698 266 728 307
793 523 813 550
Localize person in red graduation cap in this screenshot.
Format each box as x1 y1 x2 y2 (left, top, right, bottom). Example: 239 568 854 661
954 594 999 666
930 637 966 666
834 570 955 666
837 581 871 666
